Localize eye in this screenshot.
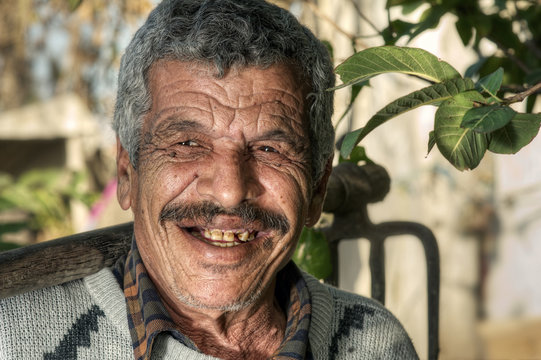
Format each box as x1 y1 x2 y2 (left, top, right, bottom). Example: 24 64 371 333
258 145 279 153
178 140 199 147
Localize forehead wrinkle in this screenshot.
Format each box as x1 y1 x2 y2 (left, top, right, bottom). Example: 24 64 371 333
153 105 212 122
256 128 302 149
276 87 304 110
152 117 209 139
150 106 213 131
261 101 302 123
256 90 302 110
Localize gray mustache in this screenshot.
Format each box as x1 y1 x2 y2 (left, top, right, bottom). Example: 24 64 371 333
159 201 290 235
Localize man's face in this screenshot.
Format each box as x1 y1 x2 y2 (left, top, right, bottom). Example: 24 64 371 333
117 60 327 311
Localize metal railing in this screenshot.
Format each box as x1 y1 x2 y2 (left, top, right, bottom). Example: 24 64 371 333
322 162 440 360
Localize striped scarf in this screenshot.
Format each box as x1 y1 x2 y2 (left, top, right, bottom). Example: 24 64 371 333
113 239 312 359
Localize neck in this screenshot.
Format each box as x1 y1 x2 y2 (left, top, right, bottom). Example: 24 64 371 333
161 281 286 360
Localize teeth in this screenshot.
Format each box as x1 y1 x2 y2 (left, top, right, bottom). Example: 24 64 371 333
223 231 234 242
209 241 236 247
211 229 223 241
237 231 249 242
237 231 255 242
194 228 257 247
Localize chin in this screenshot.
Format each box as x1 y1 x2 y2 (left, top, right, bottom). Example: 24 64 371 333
170 283 264 312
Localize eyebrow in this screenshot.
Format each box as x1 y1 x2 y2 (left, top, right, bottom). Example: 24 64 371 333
152 118 207 136
256 128 305 149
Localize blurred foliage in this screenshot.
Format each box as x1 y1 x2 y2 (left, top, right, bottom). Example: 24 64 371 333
0 0 153 114
0 240 21 252
383 0 540 92
0 0 153 249
0 169 99 247
293 227 333 279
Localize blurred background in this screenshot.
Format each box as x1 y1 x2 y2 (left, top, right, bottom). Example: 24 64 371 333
1 0 540 358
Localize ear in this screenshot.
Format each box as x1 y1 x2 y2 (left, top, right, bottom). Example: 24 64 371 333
305 157 333 227
116 137 134 210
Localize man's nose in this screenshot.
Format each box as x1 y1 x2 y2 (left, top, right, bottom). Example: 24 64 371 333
196 151 260 208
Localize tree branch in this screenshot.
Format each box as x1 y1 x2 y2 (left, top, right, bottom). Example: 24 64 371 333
303 0 369 49
502 82 541 105
347 0 382 35
303 0 355 41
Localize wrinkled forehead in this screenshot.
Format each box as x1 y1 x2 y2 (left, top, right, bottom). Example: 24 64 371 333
148 58 310 95
145 59 312 129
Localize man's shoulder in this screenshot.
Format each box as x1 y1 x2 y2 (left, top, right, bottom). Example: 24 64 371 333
324 281 401 319
0 274 91 317
0 268 132 359
301 271 419 360
0 266 120 310
301 270 401 320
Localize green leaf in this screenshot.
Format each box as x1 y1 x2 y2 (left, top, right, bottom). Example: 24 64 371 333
335 82 367 127
382 20 417 45
386 0 422 8
321 40 334 63
293 227 332 280
408 5 446 42
339 77 475 157
526 95 537 114
455 17 473 46
472 14 492 46
67 0 83 11
488 113 541 154
465 57 487 78
0 197 17 211
0 241 21 252
427 130 436 155
0 222 28 236
461 105 515 133
340 128 363 159
339 146 373 164
494 0 506 10
334 46 461 90
434 91 489 171
525 69 541 86
476 67 503 97
400 1 425 15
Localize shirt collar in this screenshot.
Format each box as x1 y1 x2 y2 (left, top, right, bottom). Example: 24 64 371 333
114 237 312 360
116 237 197 360
271 261 313 360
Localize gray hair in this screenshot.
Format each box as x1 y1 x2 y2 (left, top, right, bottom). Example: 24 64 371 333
113 0 335 182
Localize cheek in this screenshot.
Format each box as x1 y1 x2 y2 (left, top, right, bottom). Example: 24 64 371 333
259 167 311 218
137 160 201 211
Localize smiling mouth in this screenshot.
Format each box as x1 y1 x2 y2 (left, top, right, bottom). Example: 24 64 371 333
189 228 257 247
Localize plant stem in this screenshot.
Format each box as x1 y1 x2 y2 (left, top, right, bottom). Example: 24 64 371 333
503 82 541 105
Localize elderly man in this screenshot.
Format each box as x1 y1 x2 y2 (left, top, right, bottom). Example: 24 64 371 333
0 0 418 359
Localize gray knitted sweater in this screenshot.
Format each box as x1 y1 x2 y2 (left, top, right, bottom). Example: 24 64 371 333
0 268 418 359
